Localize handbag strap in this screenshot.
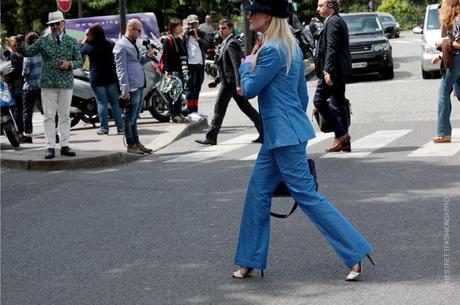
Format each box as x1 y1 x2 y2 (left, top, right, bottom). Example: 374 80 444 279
270 159 319 219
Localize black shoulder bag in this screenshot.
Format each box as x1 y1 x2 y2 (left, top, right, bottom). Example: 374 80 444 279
270 159 319 219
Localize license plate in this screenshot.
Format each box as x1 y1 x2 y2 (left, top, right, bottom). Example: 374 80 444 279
352 62 368 68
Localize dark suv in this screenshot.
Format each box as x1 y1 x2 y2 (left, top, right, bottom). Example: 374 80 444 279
340 12 394 79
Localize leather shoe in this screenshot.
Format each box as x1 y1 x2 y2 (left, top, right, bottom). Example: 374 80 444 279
251 136 262 143
45 148 55 159
60 146 76 157
136 142 153 154
325 134 351 153
195 138 217 145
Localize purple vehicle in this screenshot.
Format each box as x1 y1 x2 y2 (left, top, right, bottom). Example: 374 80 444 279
65 12 161 42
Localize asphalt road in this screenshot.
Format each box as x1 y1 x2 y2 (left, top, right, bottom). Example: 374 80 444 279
2 31 459 305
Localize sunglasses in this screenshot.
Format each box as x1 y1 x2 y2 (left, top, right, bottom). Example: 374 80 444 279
218 26 228 30
50 22 61 27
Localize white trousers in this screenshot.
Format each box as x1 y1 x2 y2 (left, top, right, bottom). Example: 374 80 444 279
41 88 73 148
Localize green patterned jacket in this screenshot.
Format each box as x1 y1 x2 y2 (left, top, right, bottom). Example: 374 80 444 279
19 34 82 89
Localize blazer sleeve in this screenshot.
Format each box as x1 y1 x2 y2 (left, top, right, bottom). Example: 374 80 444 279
69 39 83 70
297 62 308 112
18 36 43 57
113 43 130 93
240 45 282 99
324 18 340 76
227 41 243 87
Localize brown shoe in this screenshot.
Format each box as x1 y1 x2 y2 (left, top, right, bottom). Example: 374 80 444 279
136 142 153 154
127 144 144 155
432 135 451 143
325 133 351 153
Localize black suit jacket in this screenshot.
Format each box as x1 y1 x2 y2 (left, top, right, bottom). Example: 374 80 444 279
315 13 352 80
217 34 244 87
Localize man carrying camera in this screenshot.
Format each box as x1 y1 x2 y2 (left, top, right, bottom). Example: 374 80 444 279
17 11 82 159
113 19 156 155
184 14 210 115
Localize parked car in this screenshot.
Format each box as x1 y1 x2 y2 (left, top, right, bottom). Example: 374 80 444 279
341 12 394 79
421 4 442 79
377 12 400 38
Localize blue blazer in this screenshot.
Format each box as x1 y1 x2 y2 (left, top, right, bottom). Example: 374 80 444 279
240 40 316 150
113 36 150 94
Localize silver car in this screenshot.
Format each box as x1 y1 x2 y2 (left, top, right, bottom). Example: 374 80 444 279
421 4 441 79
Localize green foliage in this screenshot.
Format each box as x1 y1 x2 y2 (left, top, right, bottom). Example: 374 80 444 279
86 0 117 9
377 0 422 29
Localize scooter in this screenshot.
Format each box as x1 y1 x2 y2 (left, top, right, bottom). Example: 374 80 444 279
71 36 183 126
0 60 20 148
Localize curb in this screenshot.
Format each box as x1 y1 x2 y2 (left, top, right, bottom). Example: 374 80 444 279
0 119 208 171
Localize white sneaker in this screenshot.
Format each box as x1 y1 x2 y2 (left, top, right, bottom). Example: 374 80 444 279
188 112 204 122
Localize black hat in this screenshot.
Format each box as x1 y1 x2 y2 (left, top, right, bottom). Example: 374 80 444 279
243 0 290 18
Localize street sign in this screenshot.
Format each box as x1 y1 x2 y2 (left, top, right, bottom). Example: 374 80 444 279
57 0 72 12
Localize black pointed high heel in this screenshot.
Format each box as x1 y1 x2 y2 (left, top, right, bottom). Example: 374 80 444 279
345 254 375 282
232 267 264 278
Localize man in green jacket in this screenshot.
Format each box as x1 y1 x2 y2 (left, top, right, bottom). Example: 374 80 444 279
18 11 82 159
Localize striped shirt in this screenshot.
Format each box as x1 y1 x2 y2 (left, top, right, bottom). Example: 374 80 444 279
22 54 42 91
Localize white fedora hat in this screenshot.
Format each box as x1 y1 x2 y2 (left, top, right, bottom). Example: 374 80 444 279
47 11 65 25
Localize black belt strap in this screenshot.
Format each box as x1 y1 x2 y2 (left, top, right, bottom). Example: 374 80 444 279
270 158 319 219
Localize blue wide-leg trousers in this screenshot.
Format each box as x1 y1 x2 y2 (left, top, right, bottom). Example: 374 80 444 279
234 142 372 270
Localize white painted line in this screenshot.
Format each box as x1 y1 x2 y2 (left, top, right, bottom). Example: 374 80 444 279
322 129 412 158
391 40 412 44
199 90 219 98
241 132 334 161
83 168 119 174
166 134 258 163
408 129 460 157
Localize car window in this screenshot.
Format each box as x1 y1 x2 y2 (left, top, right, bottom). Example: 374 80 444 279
343 15 383 35
426 8 440 30
379 15 395 22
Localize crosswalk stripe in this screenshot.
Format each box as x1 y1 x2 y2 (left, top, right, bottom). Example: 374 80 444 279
166 134 258 163
391 40 412 44
321 129 412 159
408 129 460 157
240 132 335 161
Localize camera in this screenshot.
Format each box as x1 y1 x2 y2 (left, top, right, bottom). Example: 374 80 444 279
179 55 189 80
186 27 196 36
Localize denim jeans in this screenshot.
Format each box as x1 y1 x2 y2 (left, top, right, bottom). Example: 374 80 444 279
437 55 460 136
91 83 123 133
10 86 24 134
23 89 41 134
124 88 143 145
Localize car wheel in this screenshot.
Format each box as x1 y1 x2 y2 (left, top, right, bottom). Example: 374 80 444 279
395 33 400 38
422 69 432 79
381 68 394 80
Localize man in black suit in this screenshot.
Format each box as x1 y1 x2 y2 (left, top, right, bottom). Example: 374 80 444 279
314 0 352 152
195 19 260 145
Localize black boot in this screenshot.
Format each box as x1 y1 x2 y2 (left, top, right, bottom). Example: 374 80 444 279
45 148 55 159
60 146 76 157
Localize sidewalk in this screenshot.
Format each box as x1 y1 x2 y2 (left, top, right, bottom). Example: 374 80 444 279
0 115 208 171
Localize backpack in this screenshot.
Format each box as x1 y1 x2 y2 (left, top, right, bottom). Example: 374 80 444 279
158 35 174 74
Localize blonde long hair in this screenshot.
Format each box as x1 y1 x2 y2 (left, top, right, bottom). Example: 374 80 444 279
252 17 298 74
440 0 460 30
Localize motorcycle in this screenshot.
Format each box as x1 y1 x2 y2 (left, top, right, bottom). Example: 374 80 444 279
71 36 184 126
0 60 20 148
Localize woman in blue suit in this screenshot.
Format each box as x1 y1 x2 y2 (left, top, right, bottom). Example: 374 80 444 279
232 0 373 282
